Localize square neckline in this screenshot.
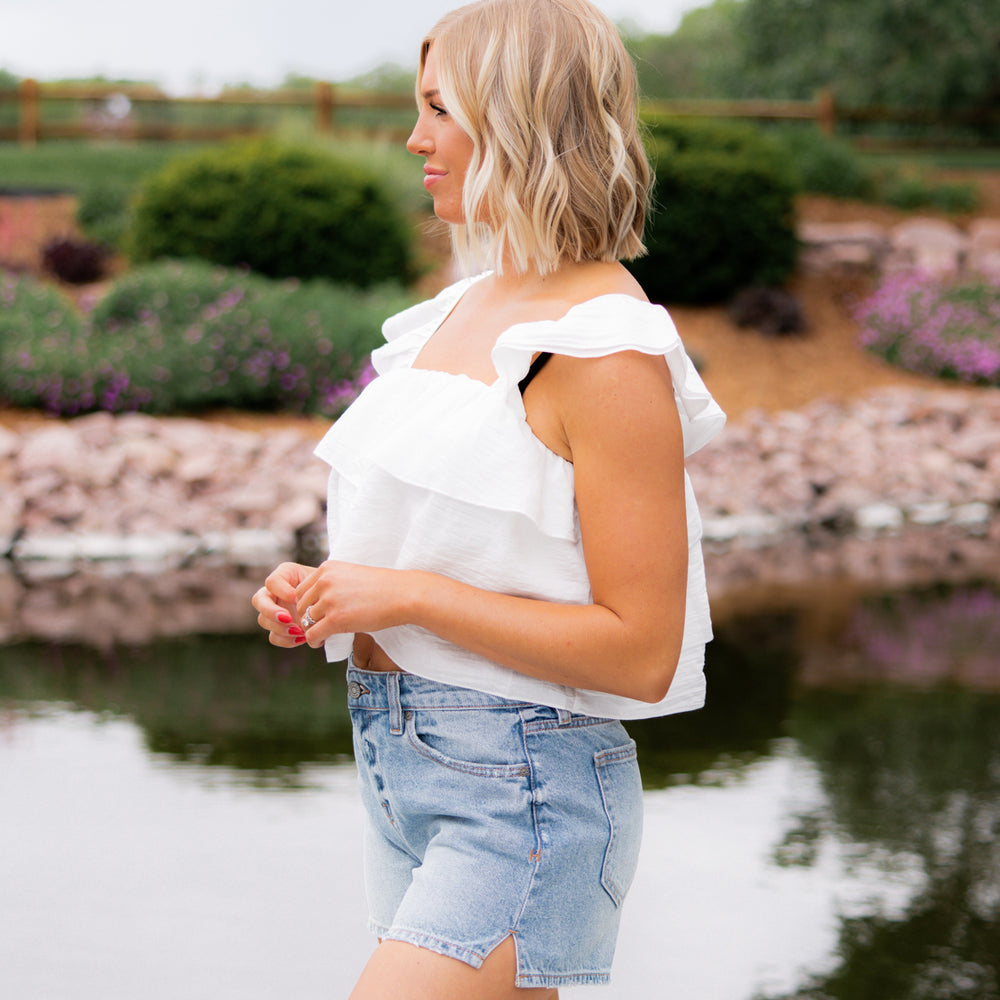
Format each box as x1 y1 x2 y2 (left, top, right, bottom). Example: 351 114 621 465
408 274 649 387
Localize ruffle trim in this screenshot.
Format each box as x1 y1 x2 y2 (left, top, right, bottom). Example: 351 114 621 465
372 275 725 458
314 369 579 541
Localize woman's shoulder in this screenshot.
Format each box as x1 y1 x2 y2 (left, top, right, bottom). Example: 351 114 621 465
495 264 726 457
503 292 676 357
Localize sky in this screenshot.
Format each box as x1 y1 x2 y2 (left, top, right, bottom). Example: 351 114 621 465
2 0 710 94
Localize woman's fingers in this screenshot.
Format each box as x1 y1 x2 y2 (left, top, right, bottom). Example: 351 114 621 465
264 562 311 603
293 561 407 647
251 580 311 646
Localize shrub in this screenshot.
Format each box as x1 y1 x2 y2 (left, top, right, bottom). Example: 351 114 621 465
768 127 981 212
42 236 109 284
0 269 98 414
643 114 782 160
125 140 417 287
0 260 413 416
630 119 798 303
771 127 875 200
76 183 132 249
854 271 1000 385
728 286 807 336
874 169 980 214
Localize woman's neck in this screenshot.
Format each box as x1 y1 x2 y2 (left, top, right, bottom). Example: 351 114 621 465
490 257 621 299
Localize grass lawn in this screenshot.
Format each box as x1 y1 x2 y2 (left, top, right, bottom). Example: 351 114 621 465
858 147 1000 172
0 140 212 193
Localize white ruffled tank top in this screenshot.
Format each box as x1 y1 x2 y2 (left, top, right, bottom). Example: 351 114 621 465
314 274 726 720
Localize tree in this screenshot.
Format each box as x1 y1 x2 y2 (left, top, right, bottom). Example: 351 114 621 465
623 0 744 99
735 0 1000 115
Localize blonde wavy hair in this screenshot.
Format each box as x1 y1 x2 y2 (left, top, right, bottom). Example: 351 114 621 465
419 0 652 275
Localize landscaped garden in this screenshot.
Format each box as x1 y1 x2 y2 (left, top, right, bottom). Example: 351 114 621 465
1 126 998 430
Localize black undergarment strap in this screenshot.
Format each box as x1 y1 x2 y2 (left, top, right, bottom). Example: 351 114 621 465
518 352 552 395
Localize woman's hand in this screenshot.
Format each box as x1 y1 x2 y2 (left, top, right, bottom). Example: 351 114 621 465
294 561 415 648
251 562 317 647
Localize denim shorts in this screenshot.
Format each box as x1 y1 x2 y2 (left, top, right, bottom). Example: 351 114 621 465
346 664 644 989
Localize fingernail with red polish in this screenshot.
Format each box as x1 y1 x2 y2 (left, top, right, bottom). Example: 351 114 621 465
288 626 304 636
294 636 307 644
277 612 293 624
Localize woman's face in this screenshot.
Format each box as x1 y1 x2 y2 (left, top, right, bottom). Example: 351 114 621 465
406 46 475 225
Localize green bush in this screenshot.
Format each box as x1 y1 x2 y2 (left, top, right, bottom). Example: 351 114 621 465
768 127 981 212
874 169 980 214
0 261 413 416
0 269 96 413
76 183 132 249
630 119 798 303
771 127 875 200
125 140 417 287
643 114 782 160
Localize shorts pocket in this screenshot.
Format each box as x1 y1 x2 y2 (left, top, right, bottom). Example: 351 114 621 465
404 710 531 779
594 740 643 907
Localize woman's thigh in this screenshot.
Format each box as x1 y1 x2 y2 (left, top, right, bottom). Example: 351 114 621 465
349 937 558 1000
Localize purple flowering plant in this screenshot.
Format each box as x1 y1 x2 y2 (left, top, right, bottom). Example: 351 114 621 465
0 261 412 417
854 270 1000 386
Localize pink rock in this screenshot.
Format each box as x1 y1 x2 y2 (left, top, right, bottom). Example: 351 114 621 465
0 426 20 459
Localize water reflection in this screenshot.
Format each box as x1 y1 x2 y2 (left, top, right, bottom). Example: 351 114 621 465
766 685 1000 1000
2 581 999 999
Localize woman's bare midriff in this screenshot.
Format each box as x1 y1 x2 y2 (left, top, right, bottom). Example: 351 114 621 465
352 633 404 672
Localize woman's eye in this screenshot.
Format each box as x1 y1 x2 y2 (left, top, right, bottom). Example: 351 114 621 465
430 104 447 117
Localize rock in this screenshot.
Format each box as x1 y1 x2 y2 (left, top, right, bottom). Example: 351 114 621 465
951 502 992 527
0 425 20 460
908 501 951 526
272 494 323 534
967 218 1000 277
15 426 83 475
1 386 998 568
855 502 905 533
797 221 889 274
886 218 969 276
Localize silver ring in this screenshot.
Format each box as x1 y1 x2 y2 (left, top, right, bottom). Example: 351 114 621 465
301 606 317 629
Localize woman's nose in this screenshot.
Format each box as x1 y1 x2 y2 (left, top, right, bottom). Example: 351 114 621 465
407 117 433 156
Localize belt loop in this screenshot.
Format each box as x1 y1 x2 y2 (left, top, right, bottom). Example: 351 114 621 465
388 672 404 735
556 708 573 726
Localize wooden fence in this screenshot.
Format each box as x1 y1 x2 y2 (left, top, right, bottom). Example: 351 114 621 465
1 79 995 145
0 80 415 144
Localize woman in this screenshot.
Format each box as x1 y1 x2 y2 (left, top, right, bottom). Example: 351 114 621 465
252 0 725 995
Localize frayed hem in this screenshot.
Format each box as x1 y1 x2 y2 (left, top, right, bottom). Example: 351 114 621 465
366 924 613 987
516 972 612 988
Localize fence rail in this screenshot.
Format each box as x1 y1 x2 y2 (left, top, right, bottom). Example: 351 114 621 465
0 79 996 145
0 80 416 144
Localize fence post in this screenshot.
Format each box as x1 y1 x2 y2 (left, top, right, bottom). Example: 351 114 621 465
19 78 40 144
315 81 334 133
816 88 836 136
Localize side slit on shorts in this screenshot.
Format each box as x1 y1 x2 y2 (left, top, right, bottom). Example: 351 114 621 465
346 662 644 989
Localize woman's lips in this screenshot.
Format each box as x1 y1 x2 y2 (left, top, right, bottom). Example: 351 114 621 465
423 167 446 189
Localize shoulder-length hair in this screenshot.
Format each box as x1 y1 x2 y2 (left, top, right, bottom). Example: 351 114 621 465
419 0 652 275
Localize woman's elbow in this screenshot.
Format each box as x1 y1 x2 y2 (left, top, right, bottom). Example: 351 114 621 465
634 662 679 703
630 635 683 703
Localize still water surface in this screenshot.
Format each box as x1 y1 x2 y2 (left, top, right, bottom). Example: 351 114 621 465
2 583 999 1000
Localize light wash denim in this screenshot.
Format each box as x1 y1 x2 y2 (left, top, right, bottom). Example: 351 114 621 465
346 664 644 988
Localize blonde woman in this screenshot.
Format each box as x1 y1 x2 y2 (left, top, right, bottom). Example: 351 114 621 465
252 0 725 995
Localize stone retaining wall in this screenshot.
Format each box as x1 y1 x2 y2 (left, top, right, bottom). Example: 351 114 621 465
3 385 999 646
3 385 998 567
798 215 1000 278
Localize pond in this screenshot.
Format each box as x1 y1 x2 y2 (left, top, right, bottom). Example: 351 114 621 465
2 577 999 999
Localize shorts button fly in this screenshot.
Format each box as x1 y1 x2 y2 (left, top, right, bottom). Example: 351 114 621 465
347 681 365 699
